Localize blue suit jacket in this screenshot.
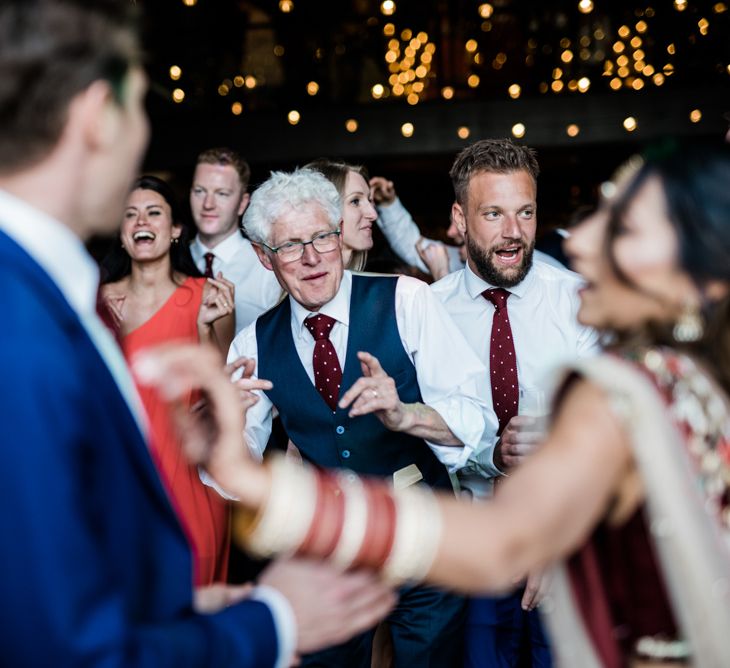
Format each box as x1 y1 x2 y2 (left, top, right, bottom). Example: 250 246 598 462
0 230 279 667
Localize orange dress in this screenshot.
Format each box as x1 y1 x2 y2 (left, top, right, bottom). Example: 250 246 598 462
121 277 230 585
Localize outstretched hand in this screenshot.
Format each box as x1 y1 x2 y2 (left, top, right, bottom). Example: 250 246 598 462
338 351 409 432
369 176 397 206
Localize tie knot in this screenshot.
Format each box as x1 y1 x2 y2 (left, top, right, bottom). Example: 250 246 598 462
305 314 337 341
203 252 216 278
483 288 510 310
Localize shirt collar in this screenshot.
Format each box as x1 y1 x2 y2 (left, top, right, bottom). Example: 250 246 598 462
0 189 99 316
290 269 351 338
464 257 536 301
192 229 248 263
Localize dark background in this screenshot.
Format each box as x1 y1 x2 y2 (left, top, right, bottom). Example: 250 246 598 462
135 0 730 241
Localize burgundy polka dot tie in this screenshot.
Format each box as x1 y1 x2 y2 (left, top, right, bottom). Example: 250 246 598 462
483 288 519 435
304 314 343 412
203 252 215 278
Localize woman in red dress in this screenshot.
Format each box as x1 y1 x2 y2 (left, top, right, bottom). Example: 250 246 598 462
101 175 235 586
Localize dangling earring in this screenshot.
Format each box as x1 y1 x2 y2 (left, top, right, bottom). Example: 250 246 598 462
672 301 704 342
171 237 179 245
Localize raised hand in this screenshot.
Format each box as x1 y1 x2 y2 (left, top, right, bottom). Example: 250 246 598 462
198 273 235 326
369 176 397 206
338 351 408 431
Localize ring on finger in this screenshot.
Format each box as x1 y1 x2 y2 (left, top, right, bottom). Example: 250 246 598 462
371 389 378 399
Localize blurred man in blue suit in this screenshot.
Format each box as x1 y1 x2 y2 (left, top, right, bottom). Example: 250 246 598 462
0 2 394 666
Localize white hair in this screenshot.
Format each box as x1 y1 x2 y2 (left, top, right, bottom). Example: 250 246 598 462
243 168 342 245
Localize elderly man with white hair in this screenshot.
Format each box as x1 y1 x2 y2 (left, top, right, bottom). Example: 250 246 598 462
226 168 495 667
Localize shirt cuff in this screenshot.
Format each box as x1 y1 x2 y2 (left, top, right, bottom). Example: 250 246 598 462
198 467 239 501
251 585 298 668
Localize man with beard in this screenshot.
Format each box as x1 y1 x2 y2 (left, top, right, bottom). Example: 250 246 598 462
431 139 598 668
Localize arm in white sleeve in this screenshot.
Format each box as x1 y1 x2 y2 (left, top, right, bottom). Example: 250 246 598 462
226 324 274 460
395 276 492 471
376 197 429 272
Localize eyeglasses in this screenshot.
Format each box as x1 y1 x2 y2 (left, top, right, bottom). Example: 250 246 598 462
262 229 341 263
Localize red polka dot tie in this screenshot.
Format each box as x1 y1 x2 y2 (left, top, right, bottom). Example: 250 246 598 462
304 314 343 412
483 288 519 435
203 252 215 278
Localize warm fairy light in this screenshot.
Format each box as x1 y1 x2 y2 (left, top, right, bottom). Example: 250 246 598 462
172 88 185 103
345 118 358 133
698 18 710 35
610 77 622 89
663 63 675 75
667 43 676 55
182 0 196 6
441 86 454 99
233 75 244 87
630 36 642 48
566 123 580 137
231 102 243 115
633 49 645 61
287 110 300 125
636 20 648 33
406 93 419 105
551 80 564 92
568 79 579 92
401 122 414 137
617 55 629 67
561 50 574 63
560 37 571 49
169 65 182 80
218 84 229 96
306 81 319 96
383 23 395 36
380 0 396 16
618 66 630 78
495 52 507 64
401 28 412 40
674 0 687 10
371 84 385 99
478 3 494 18
619 25 631 38
613 41 625 53
623 116 637 132
465 39 478 53
245 75 257 89
714 3 728 13
417 31 428 42
634 60 646 72
653 72 665 85
539 82 549 93
631 78 645 90
385 50 397 63
643 64 655 75
457 126 470 139
594 27 605 40
279 0 294 12
690 109 702 122
577 76 591 92
467 74 480 87
415 65 427 78
273 45 285 57
578 0 594 13
508 83 521 98
511 123 526 138
553 67 563 79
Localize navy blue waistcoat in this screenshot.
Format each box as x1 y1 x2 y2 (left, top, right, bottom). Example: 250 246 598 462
256 274 451 489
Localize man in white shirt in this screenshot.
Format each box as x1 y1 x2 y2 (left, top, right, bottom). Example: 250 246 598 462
189 147 281 333
0 2 394 666
228 167 492 667
431 138 599 668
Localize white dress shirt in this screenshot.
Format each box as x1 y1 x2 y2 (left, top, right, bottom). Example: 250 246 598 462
190 231 282 334
431 259 600 497
0 189 296 668
229 270 492 471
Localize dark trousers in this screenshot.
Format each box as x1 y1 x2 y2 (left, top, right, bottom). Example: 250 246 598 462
301 583 466 667
464 589 552 668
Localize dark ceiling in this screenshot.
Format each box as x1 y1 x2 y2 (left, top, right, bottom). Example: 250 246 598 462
136 0 730 231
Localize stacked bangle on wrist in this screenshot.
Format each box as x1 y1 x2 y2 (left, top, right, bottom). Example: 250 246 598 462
233 454 442 584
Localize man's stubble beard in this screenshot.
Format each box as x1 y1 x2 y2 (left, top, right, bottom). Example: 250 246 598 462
467 235 535 288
